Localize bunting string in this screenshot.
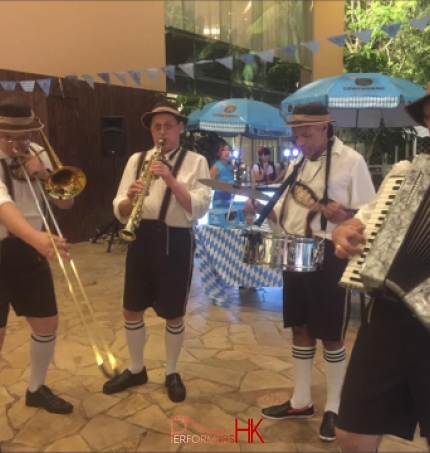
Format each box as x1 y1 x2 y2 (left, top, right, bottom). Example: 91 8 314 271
0 15 427 96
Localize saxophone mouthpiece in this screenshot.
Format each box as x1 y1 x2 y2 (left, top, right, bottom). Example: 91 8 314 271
158 139 166 147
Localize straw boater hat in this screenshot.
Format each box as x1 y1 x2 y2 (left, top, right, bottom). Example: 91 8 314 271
141 101 188 129
284 103 335 127
0 97 44 132
405 83 430 127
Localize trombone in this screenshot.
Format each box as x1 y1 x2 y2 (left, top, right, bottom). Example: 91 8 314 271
15 132 119 378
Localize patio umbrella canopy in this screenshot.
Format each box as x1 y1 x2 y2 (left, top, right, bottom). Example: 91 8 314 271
186 98 292 139
280 73 426 128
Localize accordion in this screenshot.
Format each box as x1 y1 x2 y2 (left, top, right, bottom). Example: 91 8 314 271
340 153 430 329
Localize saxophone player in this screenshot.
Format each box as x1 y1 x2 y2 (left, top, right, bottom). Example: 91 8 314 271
333 84 430 452
104 101 211 402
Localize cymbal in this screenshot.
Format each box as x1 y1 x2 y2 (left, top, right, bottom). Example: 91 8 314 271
199 179 271 201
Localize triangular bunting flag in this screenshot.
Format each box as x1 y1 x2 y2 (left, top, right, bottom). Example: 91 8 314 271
381 23 401 38
196 59 213 65
161 65 176 82
0 81 17 91
280 45 297 58
216 56 233 70
82 74 94 89
36 79 52 96
20 80 36 93
128 70 141 86
327 34 347 47
114 72 127 84
409 16 430 31
301 40 320 54
239 53 254 64
146 68 158 82
98 72 111 86
65 75 79 87
178 63 195 79
353 29 373 44
258 49 275 63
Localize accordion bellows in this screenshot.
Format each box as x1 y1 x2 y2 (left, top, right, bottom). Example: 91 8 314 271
360 153 430 329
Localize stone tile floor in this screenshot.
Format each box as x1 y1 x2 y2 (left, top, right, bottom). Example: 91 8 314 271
0 241 427 452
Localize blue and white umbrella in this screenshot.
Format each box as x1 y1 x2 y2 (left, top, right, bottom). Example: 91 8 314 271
280 73 426 128
187 98 292 138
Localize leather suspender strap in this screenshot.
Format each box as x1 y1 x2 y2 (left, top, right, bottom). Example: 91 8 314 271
158 147 188 222
319 138 333 231
1 159 14 201
135 151 148 180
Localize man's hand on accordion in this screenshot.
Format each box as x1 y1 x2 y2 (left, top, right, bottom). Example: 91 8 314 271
332 218 366 259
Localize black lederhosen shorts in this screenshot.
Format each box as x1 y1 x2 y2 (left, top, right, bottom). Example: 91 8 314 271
282 239 349 341
123 220 195 319
337 297 430 441
0 237 57 328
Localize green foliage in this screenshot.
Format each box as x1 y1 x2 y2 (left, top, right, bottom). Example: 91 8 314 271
344 0 430 85
343 0 429 161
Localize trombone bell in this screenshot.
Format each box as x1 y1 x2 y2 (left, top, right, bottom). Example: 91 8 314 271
44 166 87 200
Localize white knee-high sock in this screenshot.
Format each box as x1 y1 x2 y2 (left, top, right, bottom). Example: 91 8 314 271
290 345 316 408
324 346 347 414
125 319 147 374
28 332 56 392
165 320 185 376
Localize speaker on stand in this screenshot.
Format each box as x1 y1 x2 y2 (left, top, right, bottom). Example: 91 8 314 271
91 116 127 252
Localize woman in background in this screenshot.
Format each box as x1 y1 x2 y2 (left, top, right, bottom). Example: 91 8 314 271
209 142 234 208
253 146 277 184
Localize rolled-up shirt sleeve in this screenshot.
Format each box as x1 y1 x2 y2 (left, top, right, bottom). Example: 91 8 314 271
0 178 14 208
113 153 139 224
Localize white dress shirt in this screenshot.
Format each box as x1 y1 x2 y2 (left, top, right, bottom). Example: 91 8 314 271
272 137 376 239
113 147 211 227
0 144 51 240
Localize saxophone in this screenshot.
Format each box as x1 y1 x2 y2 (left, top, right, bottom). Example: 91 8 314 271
119 139 165 242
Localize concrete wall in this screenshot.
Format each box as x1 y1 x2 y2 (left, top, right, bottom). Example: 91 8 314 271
0 1 166 92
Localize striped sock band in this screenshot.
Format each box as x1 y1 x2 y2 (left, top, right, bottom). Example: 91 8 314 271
292 345 316 360
166 320 185 335
323 347 347 363
31 332 56 343
125 319 145 331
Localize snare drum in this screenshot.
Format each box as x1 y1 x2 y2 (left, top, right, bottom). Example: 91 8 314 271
242 229 324 272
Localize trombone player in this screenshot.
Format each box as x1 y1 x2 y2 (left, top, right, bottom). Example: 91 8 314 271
0 97 73 414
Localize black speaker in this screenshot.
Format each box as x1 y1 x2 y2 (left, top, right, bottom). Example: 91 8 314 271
101 116 126 156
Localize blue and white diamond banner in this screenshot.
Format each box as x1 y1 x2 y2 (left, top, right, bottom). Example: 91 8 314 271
195 225 282 306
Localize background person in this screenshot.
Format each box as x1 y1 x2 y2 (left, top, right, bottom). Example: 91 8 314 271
253 146 277 184
0 97 73 414
209 141 234 208
244 103 375 442
103 101 211 403
333 84 430 452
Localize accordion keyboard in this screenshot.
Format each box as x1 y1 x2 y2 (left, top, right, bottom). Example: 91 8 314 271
339 175 405 291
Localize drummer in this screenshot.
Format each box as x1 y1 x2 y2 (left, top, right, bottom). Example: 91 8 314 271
209 141 234 208
244 103 375 442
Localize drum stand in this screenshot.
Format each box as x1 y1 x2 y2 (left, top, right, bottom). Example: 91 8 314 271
91 217 120 253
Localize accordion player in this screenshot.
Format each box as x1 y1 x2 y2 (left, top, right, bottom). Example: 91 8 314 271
338 154 430 330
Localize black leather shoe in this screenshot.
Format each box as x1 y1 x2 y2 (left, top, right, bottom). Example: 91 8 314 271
25 385 73 414
319 411 337 441
103 368 148 394
262 400 314 420
165 373 186 402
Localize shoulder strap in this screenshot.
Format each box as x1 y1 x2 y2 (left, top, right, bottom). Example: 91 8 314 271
136 150 148 180
158 147 188 222
319 138 334 231
255 156 305 227
1 159 14 201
